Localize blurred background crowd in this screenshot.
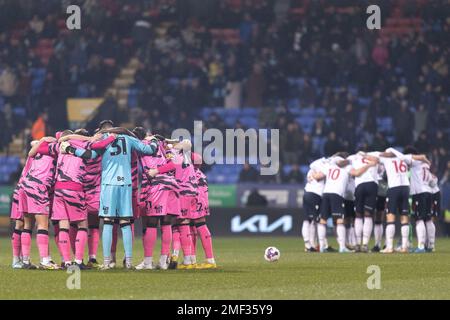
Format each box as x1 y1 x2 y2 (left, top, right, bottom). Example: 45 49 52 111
0 0 449 187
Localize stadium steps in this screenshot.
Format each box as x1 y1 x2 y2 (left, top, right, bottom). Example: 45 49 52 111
104 58 140 109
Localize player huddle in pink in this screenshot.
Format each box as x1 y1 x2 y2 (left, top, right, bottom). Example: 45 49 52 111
9 121 216 270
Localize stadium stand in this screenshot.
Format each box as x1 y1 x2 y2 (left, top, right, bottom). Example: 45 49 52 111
0 0 449 186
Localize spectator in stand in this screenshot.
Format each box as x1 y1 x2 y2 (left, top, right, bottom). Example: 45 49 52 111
239 162 259 183
246 188 268 207
324 131 342 157
284 164 305 184
31 112 47 141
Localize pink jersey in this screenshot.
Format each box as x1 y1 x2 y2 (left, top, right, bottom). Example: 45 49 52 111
131 151 139 190
172 150 198 197
195 168 208 202
140 142 179 195
45 140 90 187
23 153 56 187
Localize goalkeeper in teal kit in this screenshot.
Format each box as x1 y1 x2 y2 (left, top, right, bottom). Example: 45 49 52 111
65 132 158 269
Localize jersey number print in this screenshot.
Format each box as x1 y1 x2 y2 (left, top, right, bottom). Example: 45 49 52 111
110 137 128 156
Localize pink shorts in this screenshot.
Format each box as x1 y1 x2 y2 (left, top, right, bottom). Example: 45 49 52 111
85 188 100 214
51 189 87 222
19 184 52 215
180 196 196 219
10 189 23 220
146 188 180 217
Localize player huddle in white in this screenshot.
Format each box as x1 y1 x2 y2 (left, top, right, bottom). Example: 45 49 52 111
302 147 440 254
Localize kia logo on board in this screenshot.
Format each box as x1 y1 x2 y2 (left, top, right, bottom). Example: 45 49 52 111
231 214 293 233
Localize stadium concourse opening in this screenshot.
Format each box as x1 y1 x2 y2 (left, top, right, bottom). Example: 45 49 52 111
0 0 449 301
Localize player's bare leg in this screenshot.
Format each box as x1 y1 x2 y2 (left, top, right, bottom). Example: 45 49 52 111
11 219 24 268
381 213 396 253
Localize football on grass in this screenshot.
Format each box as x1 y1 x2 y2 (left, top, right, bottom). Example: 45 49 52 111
264 246 280 262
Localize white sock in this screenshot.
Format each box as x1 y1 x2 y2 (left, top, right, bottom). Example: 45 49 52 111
345 226 351 245
173 249 179 257
302 220 311 248
104 256 111 266
374 224 383 246
74 259 82 265
350 226 357 246
22 256 30 264
354 217 363 245
159 255 168 265
144 257 153 265
425 220 436 248
362 217 373 245
309 221 317 247
13 256 20 264
125 257 132 266
41 257 51 265
385 223 395 250
206 258 216 264
183 255 191 265
190 255 197 264
89 255 96 259
401 224 409 249
415 220 426 249
317 223 327 250
336 224 346 250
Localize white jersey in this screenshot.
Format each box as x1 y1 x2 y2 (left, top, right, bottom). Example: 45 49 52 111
379 154 412 188
344 176 355 201
348 151 380 187
305 169 325 196
429 174 440 194
410 160 432 195
320 161 352 197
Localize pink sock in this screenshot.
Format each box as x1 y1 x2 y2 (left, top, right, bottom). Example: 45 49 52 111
58 228 72 263
69 224 77 254
88 227 100 258
190 225 197 256
197 224 214 259
11 229 22 258
172 226 181 252
179 224 192 257
75 228 88 262
161 224 172 256
143 227 157 257
53 223 64 259
111 223 119 257
36 230 49 259
21 230 32 259
131 223 135 243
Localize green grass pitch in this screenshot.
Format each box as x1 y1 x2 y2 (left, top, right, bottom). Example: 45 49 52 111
1 237 450 299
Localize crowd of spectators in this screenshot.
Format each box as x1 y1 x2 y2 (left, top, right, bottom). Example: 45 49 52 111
0 0 449 185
